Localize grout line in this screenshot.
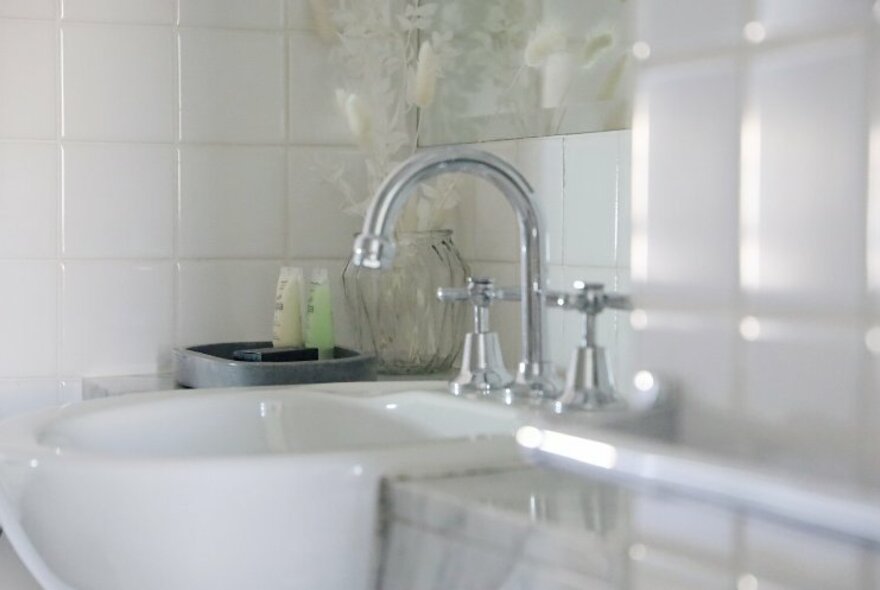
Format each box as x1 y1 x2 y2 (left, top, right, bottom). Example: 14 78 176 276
55 1 64 389
172 0 182 348
282 1 293 262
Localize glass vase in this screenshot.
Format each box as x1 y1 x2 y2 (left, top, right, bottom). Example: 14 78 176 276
342 230 470 374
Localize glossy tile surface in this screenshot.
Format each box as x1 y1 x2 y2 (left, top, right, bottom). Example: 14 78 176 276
0 143 58 258
179 146 286 258
0 20 56 139
61 261 174 375
62 24 175 141
0 262 57 377
62 143 175 258
179 29 285 143
62 0 175 24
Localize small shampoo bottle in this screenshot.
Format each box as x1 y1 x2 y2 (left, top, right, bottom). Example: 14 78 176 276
272 267 304 348
305 268 335 360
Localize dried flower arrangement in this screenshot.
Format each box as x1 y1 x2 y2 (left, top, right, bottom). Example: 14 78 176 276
309 0 462 233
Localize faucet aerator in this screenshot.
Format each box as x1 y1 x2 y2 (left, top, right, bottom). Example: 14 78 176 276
352 234 394 270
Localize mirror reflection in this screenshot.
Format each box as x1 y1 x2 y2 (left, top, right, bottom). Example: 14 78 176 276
418 0 633 146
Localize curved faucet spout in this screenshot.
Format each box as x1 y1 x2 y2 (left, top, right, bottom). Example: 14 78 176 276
351 147 556 398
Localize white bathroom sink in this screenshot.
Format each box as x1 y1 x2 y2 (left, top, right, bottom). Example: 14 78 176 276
0 382 521 590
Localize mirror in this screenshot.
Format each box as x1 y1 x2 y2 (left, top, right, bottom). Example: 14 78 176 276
418 0 633 146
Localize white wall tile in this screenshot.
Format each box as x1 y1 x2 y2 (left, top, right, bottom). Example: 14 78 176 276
756 0 869 40
288 32 351 145
179 0 284 29
633 311 736 444
177 260 282 347
614 268 636 393
179 146 287 258
287 0 314 30
288 146 365 259
467 141 520 263
62 24 174 141
0 0 55 19
563 133 619 268
546 264 567 372
637 57 740 306
0 20 56 139
0 262 57 377
742 318 861 442
62 0 175 24
180 29 285 143
519 136 564 266
617 130 632 269
63 143 175 258
743 517 863 590
0 143 57 258
748 38 866 312
636 0 743 56
61 261 174 375
0 379 60 419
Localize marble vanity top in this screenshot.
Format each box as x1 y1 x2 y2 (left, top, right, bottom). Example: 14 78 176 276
381 468 880 590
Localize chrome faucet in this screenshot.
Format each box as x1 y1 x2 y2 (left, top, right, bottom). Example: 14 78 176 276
350 147 557 400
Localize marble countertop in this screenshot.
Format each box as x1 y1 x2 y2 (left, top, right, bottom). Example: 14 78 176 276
382 467 880 590
384 467 631 586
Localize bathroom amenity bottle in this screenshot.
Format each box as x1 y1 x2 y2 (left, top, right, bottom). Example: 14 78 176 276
305 268 335 360
272 267 305 348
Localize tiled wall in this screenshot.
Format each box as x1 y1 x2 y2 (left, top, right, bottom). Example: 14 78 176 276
0 0 366 416
453 130 631 378
629 0 880 477
0 0 626 416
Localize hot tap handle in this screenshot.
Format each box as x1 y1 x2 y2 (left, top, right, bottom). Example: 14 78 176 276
605 293 633 311
546 281 631 314
436 287 470 302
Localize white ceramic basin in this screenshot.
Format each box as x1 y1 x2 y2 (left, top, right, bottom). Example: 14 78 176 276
0 382 521 590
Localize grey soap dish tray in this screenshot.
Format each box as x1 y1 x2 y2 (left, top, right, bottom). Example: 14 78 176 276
173 341 377 388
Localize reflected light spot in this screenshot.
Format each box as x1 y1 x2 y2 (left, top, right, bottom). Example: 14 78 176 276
352 465 364 476
385 403 398 410
739 316 761 341
633 370 655 392
628 543 647 561
865 326 880 355
538 430 618 469
632 41 651 61
630 308 648 330
743 21 766 44
29 459 39 469
516 425 544 449
737 574 759 590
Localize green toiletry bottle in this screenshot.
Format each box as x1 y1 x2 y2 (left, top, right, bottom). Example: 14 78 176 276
305 268 335 360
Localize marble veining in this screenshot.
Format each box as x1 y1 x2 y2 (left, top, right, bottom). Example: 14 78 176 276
380 468 880 590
